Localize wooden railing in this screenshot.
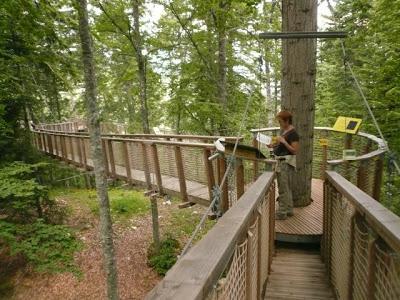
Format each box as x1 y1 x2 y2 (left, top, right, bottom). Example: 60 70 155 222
146 172 276 299
31 129 265 210
251 127 387 200
323 171 400 299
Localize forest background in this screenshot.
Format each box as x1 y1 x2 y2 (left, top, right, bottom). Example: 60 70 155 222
0 0 399 297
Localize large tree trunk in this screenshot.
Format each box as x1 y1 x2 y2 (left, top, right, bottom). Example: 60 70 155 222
76 1 119 299
132 0 150 134
281 0 317 207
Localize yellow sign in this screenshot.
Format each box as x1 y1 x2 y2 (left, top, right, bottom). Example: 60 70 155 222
319 138 328 146
332 116 362 134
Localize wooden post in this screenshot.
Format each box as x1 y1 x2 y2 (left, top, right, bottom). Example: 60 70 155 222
69 136 75 163
372 155 384 201
174 146 188 202
367 238 379 300
37 132 43 151
48 134 54 156
252 136 259 181
107 140 116 178
203 149 215 202
347 212 358 300
151 144 164 194
81 138 88 170
122 141 132 184
236 158 245 199
321 143 328 180
246 231 255 300
62 135 68 162
141 143 152 190
77 137 83 167
344 134 353 179
218 157 229 213
150 194 160 253
102 139 110 176
268 183 275 273
257 208 263 299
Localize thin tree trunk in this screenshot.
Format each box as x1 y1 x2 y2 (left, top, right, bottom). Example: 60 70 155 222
215 1 229 134
76 1 119 299
281 0 317 207
132 0 150 134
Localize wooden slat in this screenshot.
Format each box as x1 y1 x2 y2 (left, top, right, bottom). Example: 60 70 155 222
265 247 335 300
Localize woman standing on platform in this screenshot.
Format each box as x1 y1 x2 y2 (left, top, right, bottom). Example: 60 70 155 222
267 111 300 220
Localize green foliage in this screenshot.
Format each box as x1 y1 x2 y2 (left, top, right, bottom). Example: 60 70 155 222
0 219 82 274
147 236 180 276
0 162 53 222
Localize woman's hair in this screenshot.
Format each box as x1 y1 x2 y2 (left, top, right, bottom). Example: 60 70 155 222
276 110 293 125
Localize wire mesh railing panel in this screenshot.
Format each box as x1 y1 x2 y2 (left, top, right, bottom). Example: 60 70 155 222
181 147 207 185
330 193 355 299
112 141 125 167
129 142 145 171
157 144 178 178
220 240 248 300
352 220 370 300
374 243 400 300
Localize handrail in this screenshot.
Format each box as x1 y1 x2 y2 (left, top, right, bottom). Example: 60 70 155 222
146 172 275 299
325 171 400 252
34 128 243 142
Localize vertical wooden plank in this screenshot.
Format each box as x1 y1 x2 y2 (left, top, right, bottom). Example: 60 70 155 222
372 155 384 201
81 138 88 170
151 144 164 194
236 158 245 199
122 141 132 184
218 157 229 213
203 149 215 202
141 143 152 190
107 139 116 177
174 146 188 202
102 139 110 176
252 136 259 181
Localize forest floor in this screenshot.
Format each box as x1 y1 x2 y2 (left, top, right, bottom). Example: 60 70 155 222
5 185 214 300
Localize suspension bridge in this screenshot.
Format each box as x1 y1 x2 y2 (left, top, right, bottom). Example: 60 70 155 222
31 120 399 299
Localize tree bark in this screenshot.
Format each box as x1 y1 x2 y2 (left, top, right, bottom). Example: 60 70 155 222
281 0 317 207
76 1 119 299
132 0 150 134
212 1 229 134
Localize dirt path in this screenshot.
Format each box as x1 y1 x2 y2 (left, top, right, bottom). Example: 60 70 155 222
10 196 162 299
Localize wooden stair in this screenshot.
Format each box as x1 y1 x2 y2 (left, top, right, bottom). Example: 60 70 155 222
264 247 335 300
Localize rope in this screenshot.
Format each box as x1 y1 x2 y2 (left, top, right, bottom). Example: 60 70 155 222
180 89 254 257
54 171 93 182
340 41 400 175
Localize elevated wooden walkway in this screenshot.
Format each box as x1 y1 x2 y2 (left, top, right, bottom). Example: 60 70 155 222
265 247 335 299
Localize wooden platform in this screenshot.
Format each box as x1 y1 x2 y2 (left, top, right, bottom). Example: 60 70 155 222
275 179 324 243
265 247 335 299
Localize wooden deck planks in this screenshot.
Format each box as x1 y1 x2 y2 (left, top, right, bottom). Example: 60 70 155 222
275 178 324 236
265 247 335 300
